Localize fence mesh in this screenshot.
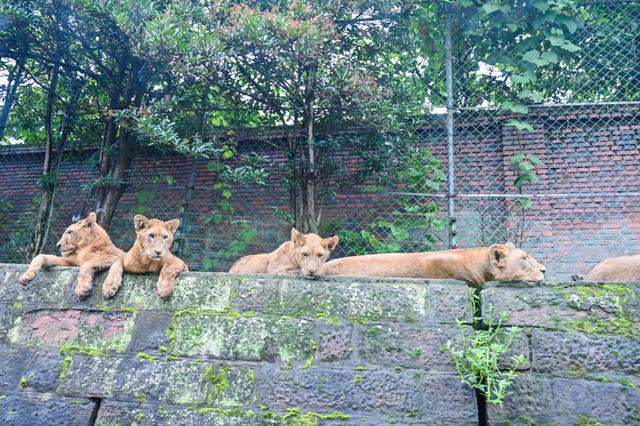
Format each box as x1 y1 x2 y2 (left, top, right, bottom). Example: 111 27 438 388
1 0 639 279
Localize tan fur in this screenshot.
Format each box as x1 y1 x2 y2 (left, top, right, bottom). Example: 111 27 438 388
320 243 546 286
102 214 188 299
19 212 125 298
229 228 339 279
584 255 640 282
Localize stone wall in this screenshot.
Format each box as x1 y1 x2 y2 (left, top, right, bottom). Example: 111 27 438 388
0 263 638 425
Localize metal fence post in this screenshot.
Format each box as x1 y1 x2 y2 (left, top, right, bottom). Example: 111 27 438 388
444 4 457 249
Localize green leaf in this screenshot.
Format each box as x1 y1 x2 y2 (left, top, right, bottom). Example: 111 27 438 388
539 51 558 64
208 161 224 172
511 74 532 84
532 0 549 12
222 190 232 199
558 16 578 34
522 50 541 65
548 35 566 47
560 41 580 52
482 3 502 14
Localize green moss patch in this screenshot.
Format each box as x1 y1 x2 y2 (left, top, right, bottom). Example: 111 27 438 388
559 285 640 337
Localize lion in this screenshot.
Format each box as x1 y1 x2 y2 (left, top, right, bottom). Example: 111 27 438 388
102 214 188 299
19 212 125 298
578 255 640 282
320 243 546 286
229 228 339 279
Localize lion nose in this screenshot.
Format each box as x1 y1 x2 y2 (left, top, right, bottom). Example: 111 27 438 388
540 267 546 274
155 250 162 256
56 241 63 248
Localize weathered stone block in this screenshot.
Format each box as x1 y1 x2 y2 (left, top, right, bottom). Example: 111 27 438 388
90 271 231 312
0 391 96 426
95 402 256 425
359 324 459 370
168 313 318 362
7 310 135 353
229 276 471 325
1 265 77 311
94 400 370 426
316 323 354 362
497 327 530 371
482 282 640 336
487 373 640 425
58 355 254 406
255 365 477 423
426 283 474 324
531 329 640 376
0 345 65 394
128 310 173 354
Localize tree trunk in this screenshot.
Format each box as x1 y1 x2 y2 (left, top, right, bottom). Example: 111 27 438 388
96 123 134 230
27 63 60 258
302 107 319 233
95 61 147 230
299 72 319 233
0 59 24 140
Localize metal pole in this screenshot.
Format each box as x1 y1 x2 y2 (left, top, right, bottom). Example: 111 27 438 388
444 5 456 249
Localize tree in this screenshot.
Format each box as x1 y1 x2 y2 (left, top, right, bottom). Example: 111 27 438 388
145 0 425 232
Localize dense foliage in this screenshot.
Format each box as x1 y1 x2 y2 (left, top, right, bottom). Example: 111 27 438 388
1 0 626 256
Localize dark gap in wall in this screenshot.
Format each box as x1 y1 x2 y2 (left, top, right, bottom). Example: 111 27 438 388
87 397 102 426
472 286 488 426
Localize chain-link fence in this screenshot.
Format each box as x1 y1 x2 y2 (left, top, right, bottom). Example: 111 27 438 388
1 0 639 280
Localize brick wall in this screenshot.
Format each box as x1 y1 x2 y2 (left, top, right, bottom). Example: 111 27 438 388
1 106 639 278
0 264 638 425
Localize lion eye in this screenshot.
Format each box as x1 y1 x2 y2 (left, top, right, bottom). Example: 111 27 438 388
163 235 169 240
302 253 308 257
317 254 322 258
149 233 155 238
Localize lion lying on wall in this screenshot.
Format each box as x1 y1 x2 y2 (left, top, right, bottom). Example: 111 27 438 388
229 228 339 279
578 255 640 282
19 212 124 297
320 243 546 286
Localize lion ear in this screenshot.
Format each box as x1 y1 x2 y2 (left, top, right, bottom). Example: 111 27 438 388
323 235 339 251
84 212 97 228
504 242 515 248
291 228 305 246
489 244 509 269
134 214 149 231
165 219 180 234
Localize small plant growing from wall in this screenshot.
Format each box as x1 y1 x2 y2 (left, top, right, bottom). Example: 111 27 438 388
444 295 526 405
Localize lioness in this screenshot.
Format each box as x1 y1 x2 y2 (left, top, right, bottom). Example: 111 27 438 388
19 212 125 297
581 255 640 282
320 243 546 286
229 228 339 279
102 214 188 299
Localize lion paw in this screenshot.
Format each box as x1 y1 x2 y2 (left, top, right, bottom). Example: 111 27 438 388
157 284 174 299
19 272 35 285
75 279 93 299
101 276 121 299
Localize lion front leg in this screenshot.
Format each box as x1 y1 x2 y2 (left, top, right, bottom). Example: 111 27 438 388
102 258 124 298
157 258 186 299
75 256 120 298
19 254 74 285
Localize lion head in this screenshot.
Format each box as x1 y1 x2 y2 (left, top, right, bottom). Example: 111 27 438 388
56 212 100 256
488 243 546 282
133 214 180 261
290 228 339 279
